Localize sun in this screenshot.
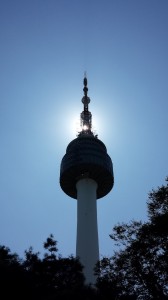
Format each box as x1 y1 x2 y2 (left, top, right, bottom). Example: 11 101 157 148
83 124 88 131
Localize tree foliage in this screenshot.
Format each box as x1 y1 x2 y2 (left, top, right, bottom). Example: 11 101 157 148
0 235 86 299
96 177 168 299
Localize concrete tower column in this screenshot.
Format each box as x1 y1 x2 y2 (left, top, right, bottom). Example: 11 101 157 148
76 178 99 285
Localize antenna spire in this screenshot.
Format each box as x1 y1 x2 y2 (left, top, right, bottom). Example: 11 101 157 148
83 76 88 97
78 75 93 136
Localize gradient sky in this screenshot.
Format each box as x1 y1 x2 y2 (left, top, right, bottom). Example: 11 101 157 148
0 0 168 259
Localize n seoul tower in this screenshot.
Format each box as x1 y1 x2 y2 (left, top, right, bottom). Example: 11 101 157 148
60 77 114 285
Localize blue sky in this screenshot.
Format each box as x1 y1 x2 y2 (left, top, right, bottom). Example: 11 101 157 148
0 0 168 259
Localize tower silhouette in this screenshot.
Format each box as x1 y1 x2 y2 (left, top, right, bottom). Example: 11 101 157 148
60 77 114 285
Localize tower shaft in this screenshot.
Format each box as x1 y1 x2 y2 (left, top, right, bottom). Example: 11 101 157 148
76 178 99 285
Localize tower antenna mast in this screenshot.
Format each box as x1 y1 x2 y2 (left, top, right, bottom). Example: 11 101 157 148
79 75 93 136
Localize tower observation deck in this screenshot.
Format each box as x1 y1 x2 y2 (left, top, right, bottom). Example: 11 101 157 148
60 77 114 285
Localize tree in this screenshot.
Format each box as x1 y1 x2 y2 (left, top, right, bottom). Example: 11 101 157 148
0 245 34 299
23 234 85 298
0 235 86 299
96 177 168 299
43 233 58 260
